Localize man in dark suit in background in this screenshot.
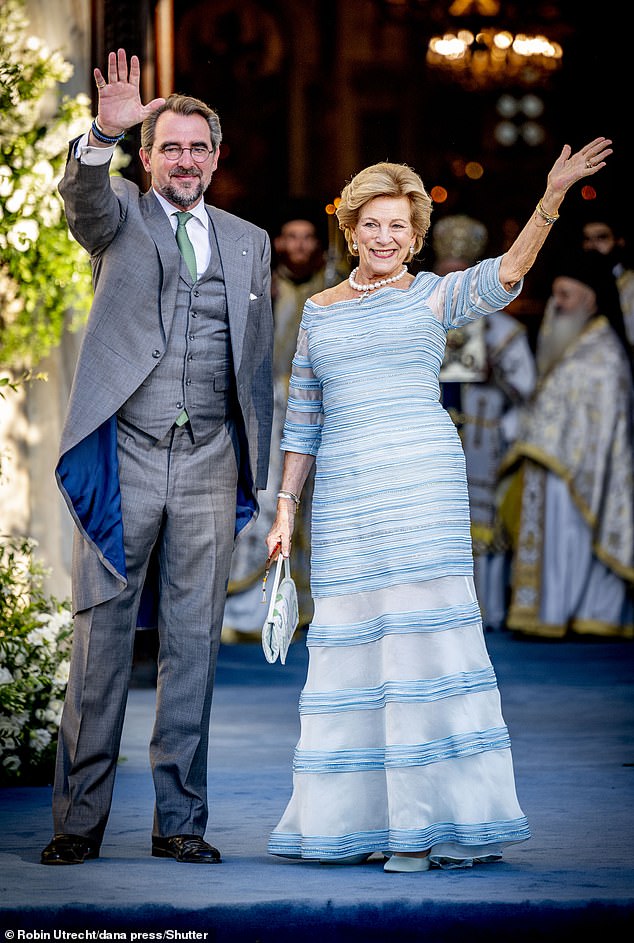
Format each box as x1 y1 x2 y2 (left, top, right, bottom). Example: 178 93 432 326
41 48 273 865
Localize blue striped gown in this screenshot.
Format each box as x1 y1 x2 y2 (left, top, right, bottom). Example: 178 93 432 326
269 257 531 867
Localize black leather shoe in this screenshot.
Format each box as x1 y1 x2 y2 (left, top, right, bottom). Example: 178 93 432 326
41 834 100 865
151 834 221 863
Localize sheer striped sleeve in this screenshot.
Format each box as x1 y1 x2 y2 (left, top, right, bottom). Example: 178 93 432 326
280 325 323 456
429 256 523 330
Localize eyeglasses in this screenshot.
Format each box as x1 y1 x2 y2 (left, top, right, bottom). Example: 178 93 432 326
158 144 212 163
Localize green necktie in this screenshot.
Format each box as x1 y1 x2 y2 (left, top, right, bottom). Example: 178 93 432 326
174 211 197 281
173 211 195 427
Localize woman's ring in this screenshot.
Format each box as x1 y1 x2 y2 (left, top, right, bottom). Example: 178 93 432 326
585 159 593 169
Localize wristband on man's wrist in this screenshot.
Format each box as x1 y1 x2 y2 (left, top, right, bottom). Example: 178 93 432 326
90 118 125 145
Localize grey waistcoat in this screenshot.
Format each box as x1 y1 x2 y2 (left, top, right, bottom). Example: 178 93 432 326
118 224 234 441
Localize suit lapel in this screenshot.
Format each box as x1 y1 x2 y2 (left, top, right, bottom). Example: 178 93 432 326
141 191 182 336
208 207 251 368
142 196 252 365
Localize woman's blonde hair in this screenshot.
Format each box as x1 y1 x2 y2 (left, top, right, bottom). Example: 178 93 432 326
335 162 433 260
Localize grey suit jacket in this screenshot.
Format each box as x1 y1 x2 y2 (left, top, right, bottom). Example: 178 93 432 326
56 140 274 611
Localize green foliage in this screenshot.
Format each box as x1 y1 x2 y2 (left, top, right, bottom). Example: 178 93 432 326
0 0 93 367
0 535 72 786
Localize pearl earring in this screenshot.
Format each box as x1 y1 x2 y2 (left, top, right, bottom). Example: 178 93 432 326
352 242 358 251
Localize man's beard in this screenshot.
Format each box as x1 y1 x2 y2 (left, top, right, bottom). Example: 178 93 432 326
162 170 204 207
536 296 594 376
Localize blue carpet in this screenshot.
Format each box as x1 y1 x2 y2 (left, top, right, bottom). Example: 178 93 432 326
1 632 633 941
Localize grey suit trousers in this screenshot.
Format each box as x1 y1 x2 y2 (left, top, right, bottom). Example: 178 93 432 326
52 416 239 842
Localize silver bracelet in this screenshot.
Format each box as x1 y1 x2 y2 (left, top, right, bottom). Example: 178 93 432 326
277 490 300 507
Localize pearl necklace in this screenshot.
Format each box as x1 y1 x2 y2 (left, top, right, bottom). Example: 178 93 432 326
348 265 408 293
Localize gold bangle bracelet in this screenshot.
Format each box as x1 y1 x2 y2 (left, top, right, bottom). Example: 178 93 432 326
535 199 559 225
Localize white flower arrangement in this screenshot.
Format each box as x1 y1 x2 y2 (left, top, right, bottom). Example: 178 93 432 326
0 536 72 785
0 0 109 368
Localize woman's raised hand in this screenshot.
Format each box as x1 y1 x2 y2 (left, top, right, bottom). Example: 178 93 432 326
547 136 613 196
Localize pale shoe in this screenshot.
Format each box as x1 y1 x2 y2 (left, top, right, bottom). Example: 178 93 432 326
384 854 431 873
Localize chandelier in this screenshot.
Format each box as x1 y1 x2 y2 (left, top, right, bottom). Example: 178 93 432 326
424 1 563 90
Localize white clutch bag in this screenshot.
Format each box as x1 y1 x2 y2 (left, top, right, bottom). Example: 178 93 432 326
261 553 299 665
